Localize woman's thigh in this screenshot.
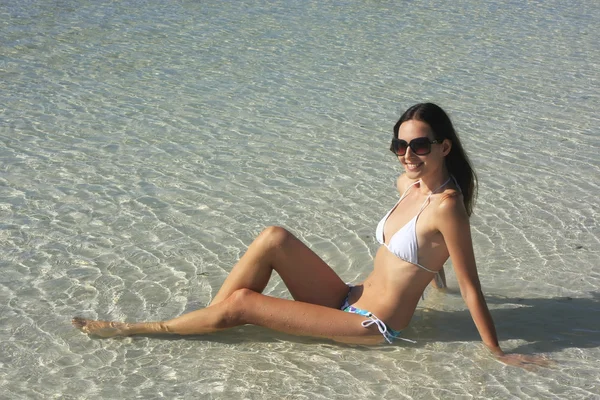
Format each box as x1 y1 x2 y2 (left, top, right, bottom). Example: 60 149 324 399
264 227 350 308
230 288 385 345
210 226 351 308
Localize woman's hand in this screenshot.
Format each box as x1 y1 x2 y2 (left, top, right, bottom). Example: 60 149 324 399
487 345 555 371
496 353 555 371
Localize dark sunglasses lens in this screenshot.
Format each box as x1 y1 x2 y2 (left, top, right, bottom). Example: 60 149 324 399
411 138 432 155
392 140 408 155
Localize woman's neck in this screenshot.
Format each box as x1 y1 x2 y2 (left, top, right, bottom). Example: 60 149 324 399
414 168 451 194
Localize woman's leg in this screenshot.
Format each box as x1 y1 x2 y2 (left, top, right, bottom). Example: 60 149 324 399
209 226 349 307
73 289 384 345
73 226 363 340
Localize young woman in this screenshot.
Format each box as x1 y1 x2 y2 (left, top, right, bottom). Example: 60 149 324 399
73 103 548 369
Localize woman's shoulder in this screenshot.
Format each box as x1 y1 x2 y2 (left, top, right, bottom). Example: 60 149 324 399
434 187 468 220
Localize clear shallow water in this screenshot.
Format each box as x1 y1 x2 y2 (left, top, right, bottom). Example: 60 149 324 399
1 0 599 398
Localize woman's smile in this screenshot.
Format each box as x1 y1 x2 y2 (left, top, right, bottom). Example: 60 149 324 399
404 161 423 171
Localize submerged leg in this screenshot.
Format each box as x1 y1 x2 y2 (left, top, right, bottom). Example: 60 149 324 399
72 226 360 340
72 289 385 345
72 317 136 338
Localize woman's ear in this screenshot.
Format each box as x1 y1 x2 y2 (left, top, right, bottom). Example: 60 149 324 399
442 139 452 156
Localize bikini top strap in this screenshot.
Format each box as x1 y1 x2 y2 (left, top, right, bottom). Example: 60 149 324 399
417 176 453 213
398 179 421 201
451 175 462 193
433 176 453 194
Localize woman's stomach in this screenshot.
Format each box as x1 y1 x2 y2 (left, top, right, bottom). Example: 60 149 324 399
349 246 436 329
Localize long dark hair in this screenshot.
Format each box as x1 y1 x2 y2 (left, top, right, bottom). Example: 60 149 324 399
393 103 478 215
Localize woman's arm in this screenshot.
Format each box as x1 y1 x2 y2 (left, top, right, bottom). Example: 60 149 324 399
436 195 500 351
436 196 553 369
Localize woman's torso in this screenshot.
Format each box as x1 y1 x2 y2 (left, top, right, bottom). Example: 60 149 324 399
349 179 460 330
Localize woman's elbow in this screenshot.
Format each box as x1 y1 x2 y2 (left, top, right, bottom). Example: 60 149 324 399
459 282 483 303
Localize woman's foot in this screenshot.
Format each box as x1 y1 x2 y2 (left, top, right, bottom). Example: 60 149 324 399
72 317 129 337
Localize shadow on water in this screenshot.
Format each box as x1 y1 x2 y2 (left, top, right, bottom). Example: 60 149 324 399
114 292 600 354
408 291 600 354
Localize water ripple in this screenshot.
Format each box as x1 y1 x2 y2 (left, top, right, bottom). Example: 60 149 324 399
1 0 599 398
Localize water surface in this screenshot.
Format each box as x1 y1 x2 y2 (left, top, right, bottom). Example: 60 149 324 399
1 0 599 398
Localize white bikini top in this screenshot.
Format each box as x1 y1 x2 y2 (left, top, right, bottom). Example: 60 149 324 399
375 176 455 273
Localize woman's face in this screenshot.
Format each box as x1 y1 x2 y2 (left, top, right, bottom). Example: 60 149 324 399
396 119 448 179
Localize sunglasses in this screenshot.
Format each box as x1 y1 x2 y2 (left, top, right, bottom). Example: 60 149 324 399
390 137 441 156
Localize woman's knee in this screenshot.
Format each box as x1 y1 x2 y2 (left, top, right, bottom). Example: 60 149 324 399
257 226 293 249
222 288 258 326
